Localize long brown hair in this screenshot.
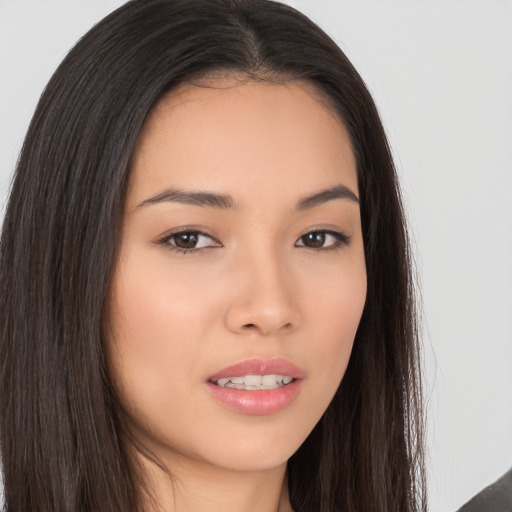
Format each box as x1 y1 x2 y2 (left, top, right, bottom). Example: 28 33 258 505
0 1 426 510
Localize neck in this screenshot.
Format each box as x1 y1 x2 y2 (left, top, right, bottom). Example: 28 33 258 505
137 450 293 512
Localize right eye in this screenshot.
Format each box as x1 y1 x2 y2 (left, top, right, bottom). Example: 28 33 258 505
158 230 221 253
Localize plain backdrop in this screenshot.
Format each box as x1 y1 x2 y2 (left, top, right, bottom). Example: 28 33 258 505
1 1 511 511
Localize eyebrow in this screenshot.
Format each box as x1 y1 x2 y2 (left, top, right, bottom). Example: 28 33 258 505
136 184 359 210
136 188 234 209
296 184 359 210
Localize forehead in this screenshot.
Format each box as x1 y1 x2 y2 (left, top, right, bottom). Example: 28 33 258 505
128 77 357 208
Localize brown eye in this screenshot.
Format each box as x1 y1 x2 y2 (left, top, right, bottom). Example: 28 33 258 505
300 232 325 248
173 232 200 249
295 230 349 251
159 230 220 252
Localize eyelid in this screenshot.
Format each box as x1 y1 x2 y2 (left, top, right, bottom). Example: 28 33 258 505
156 227 222 253
294 228 350 250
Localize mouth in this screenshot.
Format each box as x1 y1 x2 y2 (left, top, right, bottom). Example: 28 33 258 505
205 358 304 415
212 374 295 390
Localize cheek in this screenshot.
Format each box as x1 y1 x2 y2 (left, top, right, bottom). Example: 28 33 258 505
109 249 216 358
300 252 366 394
106 255 210 422
110 273 181 380
107 264 219 462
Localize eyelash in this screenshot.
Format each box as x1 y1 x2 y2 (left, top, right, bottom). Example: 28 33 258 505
296 230 350 252
157 228 350 255
157 228 221 255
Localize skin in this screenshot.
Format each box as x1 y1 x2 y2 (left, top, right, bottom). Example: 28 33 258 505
108 77 367 512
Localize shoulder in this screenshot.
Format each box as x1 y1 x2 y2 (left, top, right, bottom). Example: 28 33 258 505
457 467 512 512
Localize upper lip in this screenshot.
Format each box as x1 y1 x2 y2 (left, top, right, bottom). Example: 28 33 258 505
207 357 305 383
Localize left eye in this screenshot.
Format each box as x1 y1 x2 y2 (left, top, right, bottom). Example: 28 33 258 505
162 231 219 251
295 230 348 250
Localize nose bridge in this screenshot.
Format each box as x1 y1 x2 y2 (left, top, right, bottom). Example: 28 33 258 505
225 237 298 336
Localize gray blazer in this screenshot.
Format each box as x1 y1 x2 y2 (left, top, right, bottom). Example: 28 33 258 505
457 468 512 512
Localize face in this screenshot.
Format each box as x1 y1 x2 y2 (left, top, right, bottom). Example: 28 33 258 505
108 78 367 474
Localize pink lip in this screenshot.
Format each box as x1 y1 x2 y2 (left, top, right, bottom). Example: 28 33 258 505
205 357 305 415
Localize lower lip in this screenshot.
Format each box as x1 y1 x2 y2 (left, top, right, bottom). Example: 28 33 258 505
205 379 303 415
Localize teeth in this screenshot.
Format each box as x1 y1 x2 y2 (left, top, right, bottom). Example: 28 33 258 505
261 374 277 386
214 374 294 390
244 374 262 386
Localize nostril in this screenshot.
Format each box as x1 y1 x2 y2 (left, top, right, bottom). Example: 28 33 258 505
241 322 293 334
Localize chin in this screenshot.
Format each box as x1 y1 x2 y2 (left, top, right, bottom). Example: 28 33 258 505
187 421 313 472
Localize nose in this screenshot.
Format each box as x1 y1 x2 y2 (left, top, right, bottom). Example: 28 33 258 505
224 247 300 337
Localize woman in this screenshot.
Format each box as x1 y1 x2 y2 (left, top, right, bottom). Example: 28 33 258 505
0 1 426 511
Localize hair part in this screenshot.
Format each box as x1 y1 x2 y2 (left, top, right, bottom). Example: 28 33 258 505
0 1 426 511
